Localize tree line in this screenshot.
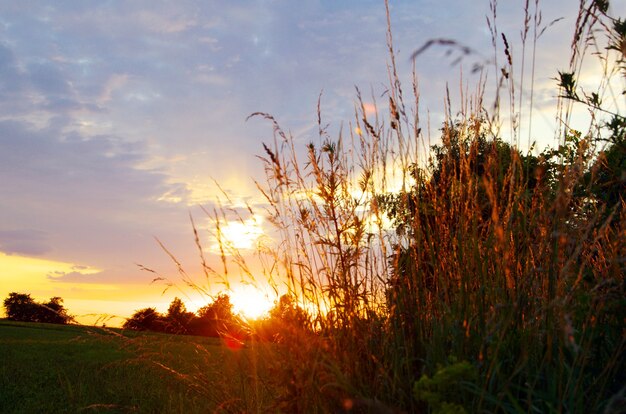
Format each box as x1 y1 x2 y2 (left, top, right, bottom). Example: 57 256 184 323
124 293 310 342
123 294 244 338
2 291 309 343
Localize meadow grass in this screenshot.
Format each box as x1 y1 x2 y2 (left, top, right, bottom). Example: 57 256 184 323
0 320 275 413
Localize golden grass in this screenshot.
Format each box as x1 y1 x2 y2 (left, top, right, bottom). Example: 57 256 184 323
147 1 625 411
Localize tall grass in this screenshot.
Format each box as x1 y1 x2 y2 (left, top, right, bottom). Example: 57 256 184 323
159 0 625 412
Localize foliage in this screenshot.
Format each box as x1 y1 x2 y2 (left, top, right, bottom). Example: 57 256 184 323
269 294 309 326
196 293 233 322
3 292 72 324
584 115 625 225
413 359 478 414
123 295 250 340
192 293 247 338
252 294 311 343
122 307 164 332
164 297 194 334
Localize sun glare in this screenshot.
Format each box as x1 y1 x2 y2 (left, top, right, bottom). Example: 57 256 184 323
210 215 265 253
229 285 274 320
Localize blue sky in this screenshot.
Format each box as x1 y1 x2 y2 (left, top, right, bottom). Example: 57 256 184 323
0 1 620 322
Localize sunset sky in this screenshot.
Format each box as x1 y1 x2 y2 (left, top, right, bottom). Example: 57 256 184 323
1 1 620 324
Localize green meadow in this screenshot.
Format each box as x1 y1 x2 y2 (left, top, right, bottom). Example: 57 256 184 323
0 321 273 413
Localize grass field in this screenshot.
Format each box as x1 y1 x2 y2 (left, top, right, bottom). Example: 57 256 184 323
0 320 273 413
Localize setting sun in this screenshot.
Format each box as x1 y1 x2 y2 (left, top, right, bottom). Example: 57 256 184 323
209 215 265 253
229 285 274 320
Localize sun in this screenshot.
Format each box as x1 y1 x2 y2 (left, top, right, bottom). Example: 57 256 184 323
229 285 274 320
209 215 265 254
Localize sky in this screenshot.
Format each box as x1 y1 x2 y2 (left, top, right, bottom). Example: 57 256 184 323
0 1 622 325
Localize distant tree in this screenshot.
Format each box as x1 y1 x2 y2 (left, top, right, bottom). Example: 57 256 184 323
253 294 310 342
196 293 234 321
163 297 194 334
38 297 72 324
269 294 309 326
3 293 38 322
121 295 249 339
123 307 164 332
3 292 71 324
189 294 247 338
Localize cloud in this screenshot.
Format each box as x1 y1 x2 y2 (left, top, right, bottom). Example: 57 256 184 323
47 271 101 283
0 117 196 268
98 73 129 104
28 61 72 97
47 268 142 285
0 42 25 95
135 10 198 34
0 229 50 256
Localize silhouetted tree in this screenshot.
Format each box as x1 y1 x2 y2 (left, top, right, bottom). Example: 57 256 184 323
121 295 249 339
3 292 71 324
269 294 309 326
189 294 248 338
4 293 38 322
164 297 194 334
196 294 234 321
123 307 164 332
38 297 71 324
253 294 310 342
